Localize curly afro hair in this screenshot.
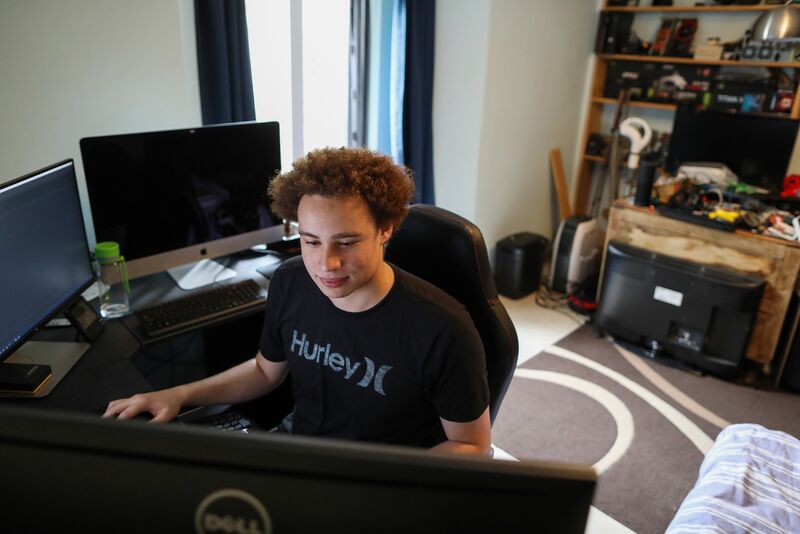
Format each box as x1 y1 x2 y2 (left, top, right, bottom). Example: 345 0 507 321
268 147 416 232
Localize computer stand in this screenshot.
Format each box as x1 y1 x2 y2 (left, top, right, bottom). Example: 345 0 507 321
0 340 90 398
167 259 237 290
615 338 704 377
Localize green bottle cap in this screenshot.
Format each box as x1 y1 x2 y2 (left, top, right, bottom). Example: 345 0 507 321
95 241 121 260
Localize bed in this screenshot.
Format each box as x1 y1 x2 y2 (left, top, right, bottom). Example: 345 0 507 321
667 424 800 534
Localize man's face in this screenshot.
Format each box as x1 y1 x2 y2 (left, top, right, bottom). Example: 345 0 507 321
297 194 393 310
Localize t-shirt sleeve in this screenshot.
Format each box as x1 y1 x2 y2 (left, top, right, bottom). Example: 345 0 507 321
258 264 289 362
423 313 489 423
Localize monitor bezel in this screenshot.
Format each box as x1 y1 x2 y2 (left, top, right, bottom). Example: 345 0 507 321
0 159 95 362
0 405 597 532
79 121 286 282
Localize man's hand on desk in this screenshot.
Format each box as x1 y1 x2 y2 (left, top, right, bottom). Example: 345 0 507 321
103 388 186 423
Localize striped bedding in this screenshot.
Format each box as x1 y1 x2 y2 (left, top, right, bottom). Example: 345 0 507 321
667 424 800 534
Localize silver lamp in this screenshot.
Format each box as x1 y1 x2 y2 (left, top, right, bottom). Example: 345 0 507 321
751 1 800 43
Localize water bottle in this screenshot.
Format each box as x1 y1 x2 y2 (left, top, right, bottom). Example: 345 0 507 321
94 241 130 318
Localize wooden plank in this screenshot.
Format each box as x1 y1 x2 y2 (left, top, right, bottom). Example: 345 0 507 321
604 5 782 13
549 148 571 221
599 54 800 69
574 58 608 215
604 203 800 367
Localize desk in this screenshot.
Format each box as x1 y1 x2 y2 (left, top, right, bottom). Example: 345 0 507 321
604 202 800 372
2 321 149 412
0 252 292 422
121 252 281 346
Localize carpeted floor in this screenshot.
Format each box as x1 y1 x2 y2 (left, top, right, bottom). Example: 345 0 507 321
492 325 800 534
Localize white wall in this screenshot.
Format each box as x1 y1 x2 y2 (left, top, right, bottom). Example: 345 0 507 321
434 0 596 252
0 0 202 186
432 0 492 224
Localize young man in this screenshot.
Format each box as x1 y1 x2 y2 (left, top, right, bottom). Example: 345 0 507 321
104 147 491 455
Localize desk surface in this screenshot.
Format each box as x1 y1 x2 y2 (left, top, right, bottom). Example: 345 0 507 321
2 252 285 415
121 252 281 345
3 321 150 413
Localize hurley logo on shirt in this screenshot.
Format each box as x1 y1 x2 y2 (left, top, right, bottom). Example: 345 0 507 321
289 330 393 396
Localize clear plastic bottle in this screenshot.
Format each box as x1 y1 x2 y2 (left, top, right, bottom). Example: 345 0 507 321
94 241 130 318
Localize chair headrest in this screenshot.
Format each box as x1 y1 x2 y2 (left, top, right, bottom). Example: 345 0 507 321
385 204 499 314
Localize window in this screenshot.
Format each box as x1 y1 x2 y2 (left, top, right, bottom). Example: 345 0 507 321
246 0 351 168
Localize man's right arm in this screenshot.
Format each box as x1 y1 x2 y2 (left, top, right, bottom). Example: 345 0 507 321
103 352 288 422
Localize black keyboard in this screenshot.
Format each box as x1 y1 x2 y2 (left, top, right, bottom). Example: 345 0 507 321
135 279 266 337
191 409 256 433
176 405 262 433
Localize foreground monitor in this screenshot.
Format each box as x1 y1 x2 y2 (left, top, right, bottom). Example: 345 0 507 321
0 406 596 533
80 121 287 289
596 241 765 376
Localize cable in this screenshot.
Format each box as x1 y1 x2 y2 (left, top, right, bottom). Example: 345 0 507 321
535 286 587 326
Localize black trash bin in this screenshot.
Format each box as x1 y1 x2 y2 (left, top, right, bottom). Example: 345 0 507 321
494 232 549 299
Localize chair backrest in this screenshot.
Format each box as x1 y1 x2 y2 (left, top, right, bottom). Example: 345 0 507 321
385 204 519 424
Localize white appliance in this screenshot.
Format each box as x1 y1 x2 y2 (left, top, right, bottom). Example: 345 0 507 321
549 215 602 294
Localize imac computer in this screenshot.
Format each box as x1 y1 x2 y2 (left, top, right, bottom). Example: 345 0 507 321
80 121 289 290
665 108 800 193
0 160 96 397
0 405 596 532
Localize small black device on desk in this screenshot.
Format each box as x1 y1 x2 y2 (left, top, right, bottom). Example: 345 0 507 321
135 279 266 337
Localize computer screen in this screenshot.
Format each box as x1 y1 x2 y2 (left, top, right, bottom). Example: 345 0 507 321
0 160 95 361
665 109 799 193
596 241 765 377
0 405 596 533
80 121 287 288
0 160 95 395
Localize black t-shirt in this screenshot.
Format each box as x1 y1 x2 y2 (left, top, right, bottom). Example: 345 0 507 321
259 256 489 448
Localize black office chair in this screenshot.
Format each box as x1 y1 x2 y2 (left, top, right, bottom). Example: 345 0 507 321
385 204 519 424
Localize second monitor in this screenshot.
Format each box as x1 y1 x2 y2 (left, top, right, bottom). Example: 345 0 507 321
80 121 287 289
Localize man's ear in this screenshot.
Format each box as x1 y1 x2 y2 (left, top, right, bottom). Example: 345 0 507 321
379 224 394 245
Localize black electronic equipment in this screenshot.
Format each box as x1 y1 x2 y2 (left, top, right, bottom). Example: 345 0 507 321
80 121 287 289
596 241 765 377
586 133 609 157
604 61 659 101
494 232 549 298
0 405 597 533
665 108 800 193
634 155 659 207
595 12 634 54
0 160 96 397
134 279 266 338
62 297 104 342
777 291 800 392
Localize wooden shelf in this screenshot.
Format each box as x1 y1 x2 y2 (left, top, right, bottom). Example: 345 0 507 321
599 53 800 69
592 97 677 111
574 3 800 215
604 5 784 13
584 154 605 163
591 97 796 119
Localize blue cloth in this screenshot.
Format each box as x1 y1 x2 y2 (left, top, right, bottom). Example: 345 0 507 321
667 424 800 534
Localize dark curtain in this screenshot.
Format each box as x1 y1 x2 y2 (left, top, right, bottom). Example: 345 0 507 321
402 0 435 204
194 0 256 125
348 0 370 147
